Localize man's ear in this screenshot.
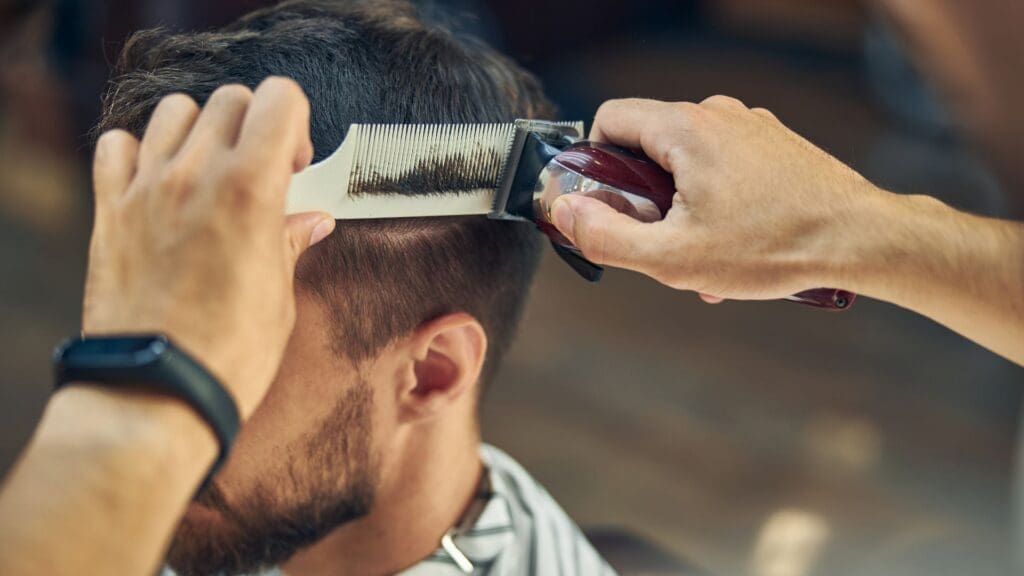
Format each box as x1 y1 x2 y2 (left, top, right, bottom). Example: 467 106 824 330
397 312 487 423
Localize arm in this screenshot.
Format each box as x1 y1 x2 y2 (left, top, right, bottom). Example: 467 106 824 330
0 388 215 575
840 190 1024 365
0 78 334 575
549 97 1024 366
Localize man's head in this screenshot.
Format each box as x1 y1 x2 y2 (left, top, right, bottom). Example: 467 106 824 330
97 2 552 574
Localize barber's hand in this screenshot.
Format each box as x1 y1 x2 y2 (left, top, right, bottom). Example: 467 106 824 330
83 78 334 417
550 96 880 302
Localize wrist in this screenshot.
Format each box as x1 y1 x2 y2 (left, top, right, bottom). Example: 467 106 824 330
37 385 217 490
825 183 949 302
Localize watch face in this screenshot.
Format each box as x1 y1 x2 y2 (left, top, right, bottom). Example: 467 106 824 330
62 336 167 365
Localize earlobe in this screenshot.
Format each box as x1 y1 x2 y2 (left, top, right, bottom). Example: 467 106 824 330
400 313 486 422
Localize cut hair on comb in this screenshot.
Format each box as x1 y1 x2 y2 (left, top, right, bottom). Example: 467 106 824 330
348 123 516 197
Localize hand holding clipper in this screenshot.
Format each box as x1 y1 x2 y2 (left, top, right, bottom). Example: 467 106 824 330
536 142 855 310
529 96 883 311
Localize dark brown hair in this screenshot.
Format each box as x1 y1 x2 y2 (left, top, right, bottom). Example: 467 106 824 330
98 0 554 385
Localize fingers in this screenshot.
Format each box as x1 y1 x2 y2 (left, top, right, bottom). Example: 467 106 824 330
179 84 253 157
137 93 200 172
236 77 314 194
590 96 781 177
93 129 140 205
699 293 725 304
589 97 678 149
591 96 748 150
590 98 706 174
283 212 335 270
131 79 310 219
549 194 661 272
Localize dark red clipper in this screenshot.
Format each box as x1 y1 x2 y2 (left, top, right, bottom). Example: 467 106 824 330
536 141 855 311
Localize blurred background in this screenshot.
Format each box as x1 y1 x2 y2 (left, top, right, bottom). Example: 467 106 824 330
1 1 1022 575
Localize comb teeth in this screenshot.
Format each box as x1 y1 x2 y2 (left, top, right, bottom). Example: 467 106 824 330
348 123 517 197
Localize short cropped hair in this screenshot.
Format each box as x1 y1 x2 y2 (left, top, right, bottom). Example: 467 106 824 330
97 0 553 385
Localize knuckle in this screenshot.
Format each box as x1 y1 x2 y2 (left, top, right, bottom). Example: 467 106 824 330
646 109 698 175
595 97 645 121
222 156 259 185
751 107 778 121
218 159 260 204
670 101 700 125
662 142 691 175
593 100 614 123
158 162 200 198
701 94 746 109
595 98 626 117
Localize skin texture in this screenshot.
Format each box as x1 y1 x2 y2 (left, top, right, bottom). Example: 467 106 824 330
0 82 490 576
82 80 323 418
550 97 1024 366
0 87 1021 575
0 78 325 576
168 293 487 576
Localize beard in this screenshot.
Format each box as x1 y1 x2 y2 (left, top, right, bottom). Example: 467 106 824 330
166 380 378 576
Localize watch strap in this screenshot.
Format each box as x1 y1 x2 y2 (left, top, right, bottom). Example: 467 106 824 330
53 335 240 488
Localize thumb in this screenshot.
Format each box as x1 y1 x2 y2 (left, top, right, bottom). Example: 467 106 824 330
549 195 658 271
285 212 335 265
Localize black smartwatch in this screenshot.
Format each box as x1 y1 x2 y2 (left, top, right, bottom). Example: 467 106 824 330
52 334 240 486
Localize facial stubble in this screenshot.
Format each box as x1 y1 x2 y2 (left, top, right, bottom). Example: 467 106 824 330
166 379 377 576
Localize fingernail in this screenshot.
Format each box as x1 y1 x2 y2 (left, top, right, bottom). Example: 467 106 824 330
310 217 335 245
550 197 575 241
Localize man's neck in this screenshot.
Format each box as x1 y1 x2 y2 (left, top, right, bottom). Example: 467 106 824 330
281 415 483 576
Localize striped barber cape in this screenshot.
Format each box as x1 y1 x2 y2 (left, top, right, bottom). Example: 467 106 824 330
164 444 616 576
398 445 616 576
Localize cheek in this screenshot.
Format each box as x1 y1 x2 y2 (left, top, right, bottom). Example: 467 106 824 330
360 355 407 488
215 368 346 493
211 293 362 498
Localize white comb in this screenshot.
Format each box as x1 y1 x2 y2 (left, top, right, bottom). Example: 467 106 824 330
287 120 583 219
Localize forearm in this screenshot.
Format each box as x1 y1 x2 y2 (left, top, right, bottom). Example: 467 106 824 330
0 386 215 575
839 186 1024 365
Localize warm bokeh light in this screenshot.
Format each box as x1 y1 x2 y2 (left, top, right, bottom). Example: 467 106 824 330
751 509 832 576
1 2 1021 575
